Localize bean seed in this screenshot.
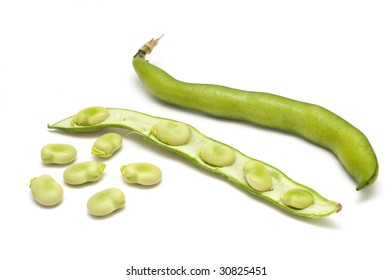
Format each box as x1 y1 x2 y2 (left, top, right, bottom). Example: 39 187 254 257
87 188 125 217
92 132 123 158
243 160 272 192
41 143 77 164
63 161 106 185
281 189 314 210
30 174 63 206
121 163 162 186
73 106 109 126
201 142 235 167
153 120 191 146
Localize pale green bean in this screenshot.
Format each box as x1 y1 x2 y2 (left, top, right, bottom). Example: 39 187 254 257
121 163 162 186
30 174 63 206
200 142 236 167
41 143 77 164
73 106 109 126
92 132 123 158
243 160 272 192
87 188 125 216
63 161 106 185
152 120 191 146
281 189 314 210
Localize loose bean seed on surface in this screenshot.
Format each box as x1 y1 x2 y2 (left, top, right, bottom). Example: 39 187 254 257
63 161 106 185
41 143 77 164
281 189 314 210
121 163 162 186
152 120 191 146
49 107 342 218
92 132 123 158
200 142 235 167
87 188 125 217
243 160 272 192
30 174 63 206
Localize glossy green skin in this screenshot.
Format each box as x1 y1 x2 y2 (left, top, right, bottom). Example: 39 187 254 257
133 56 378 190
49 108 341 218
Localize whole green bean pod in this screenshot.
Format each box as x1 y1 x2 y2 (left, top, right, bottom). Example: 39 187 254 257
49 106 341 218
132 37 378 190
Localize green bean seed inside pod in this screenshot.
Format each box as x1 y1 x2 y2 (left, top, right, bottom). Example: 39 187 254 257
41 143 77 164
87 188 125 217
153 120 191 146
281 189 314 210
201 142 235 167
63 161 106 185
73 106 109 126
92 132 123 158
30 174 63 206
121 163 162 186
243 160 272 192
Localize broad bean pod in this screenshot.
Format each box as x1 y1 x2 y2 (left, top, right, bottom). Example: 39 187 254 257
132 37 378 190
49 106 341 218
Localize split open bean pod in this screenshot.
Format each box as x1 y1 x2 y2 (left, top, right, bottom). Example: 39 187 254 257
49 106 342 218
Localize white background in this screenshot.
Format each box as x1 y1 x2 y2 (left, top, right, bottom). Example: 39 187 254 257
1 0 391 279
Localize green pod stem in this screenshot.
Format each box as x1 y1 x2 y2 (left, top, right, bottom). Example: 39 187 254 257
132 38 378 190
49 107 341 218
